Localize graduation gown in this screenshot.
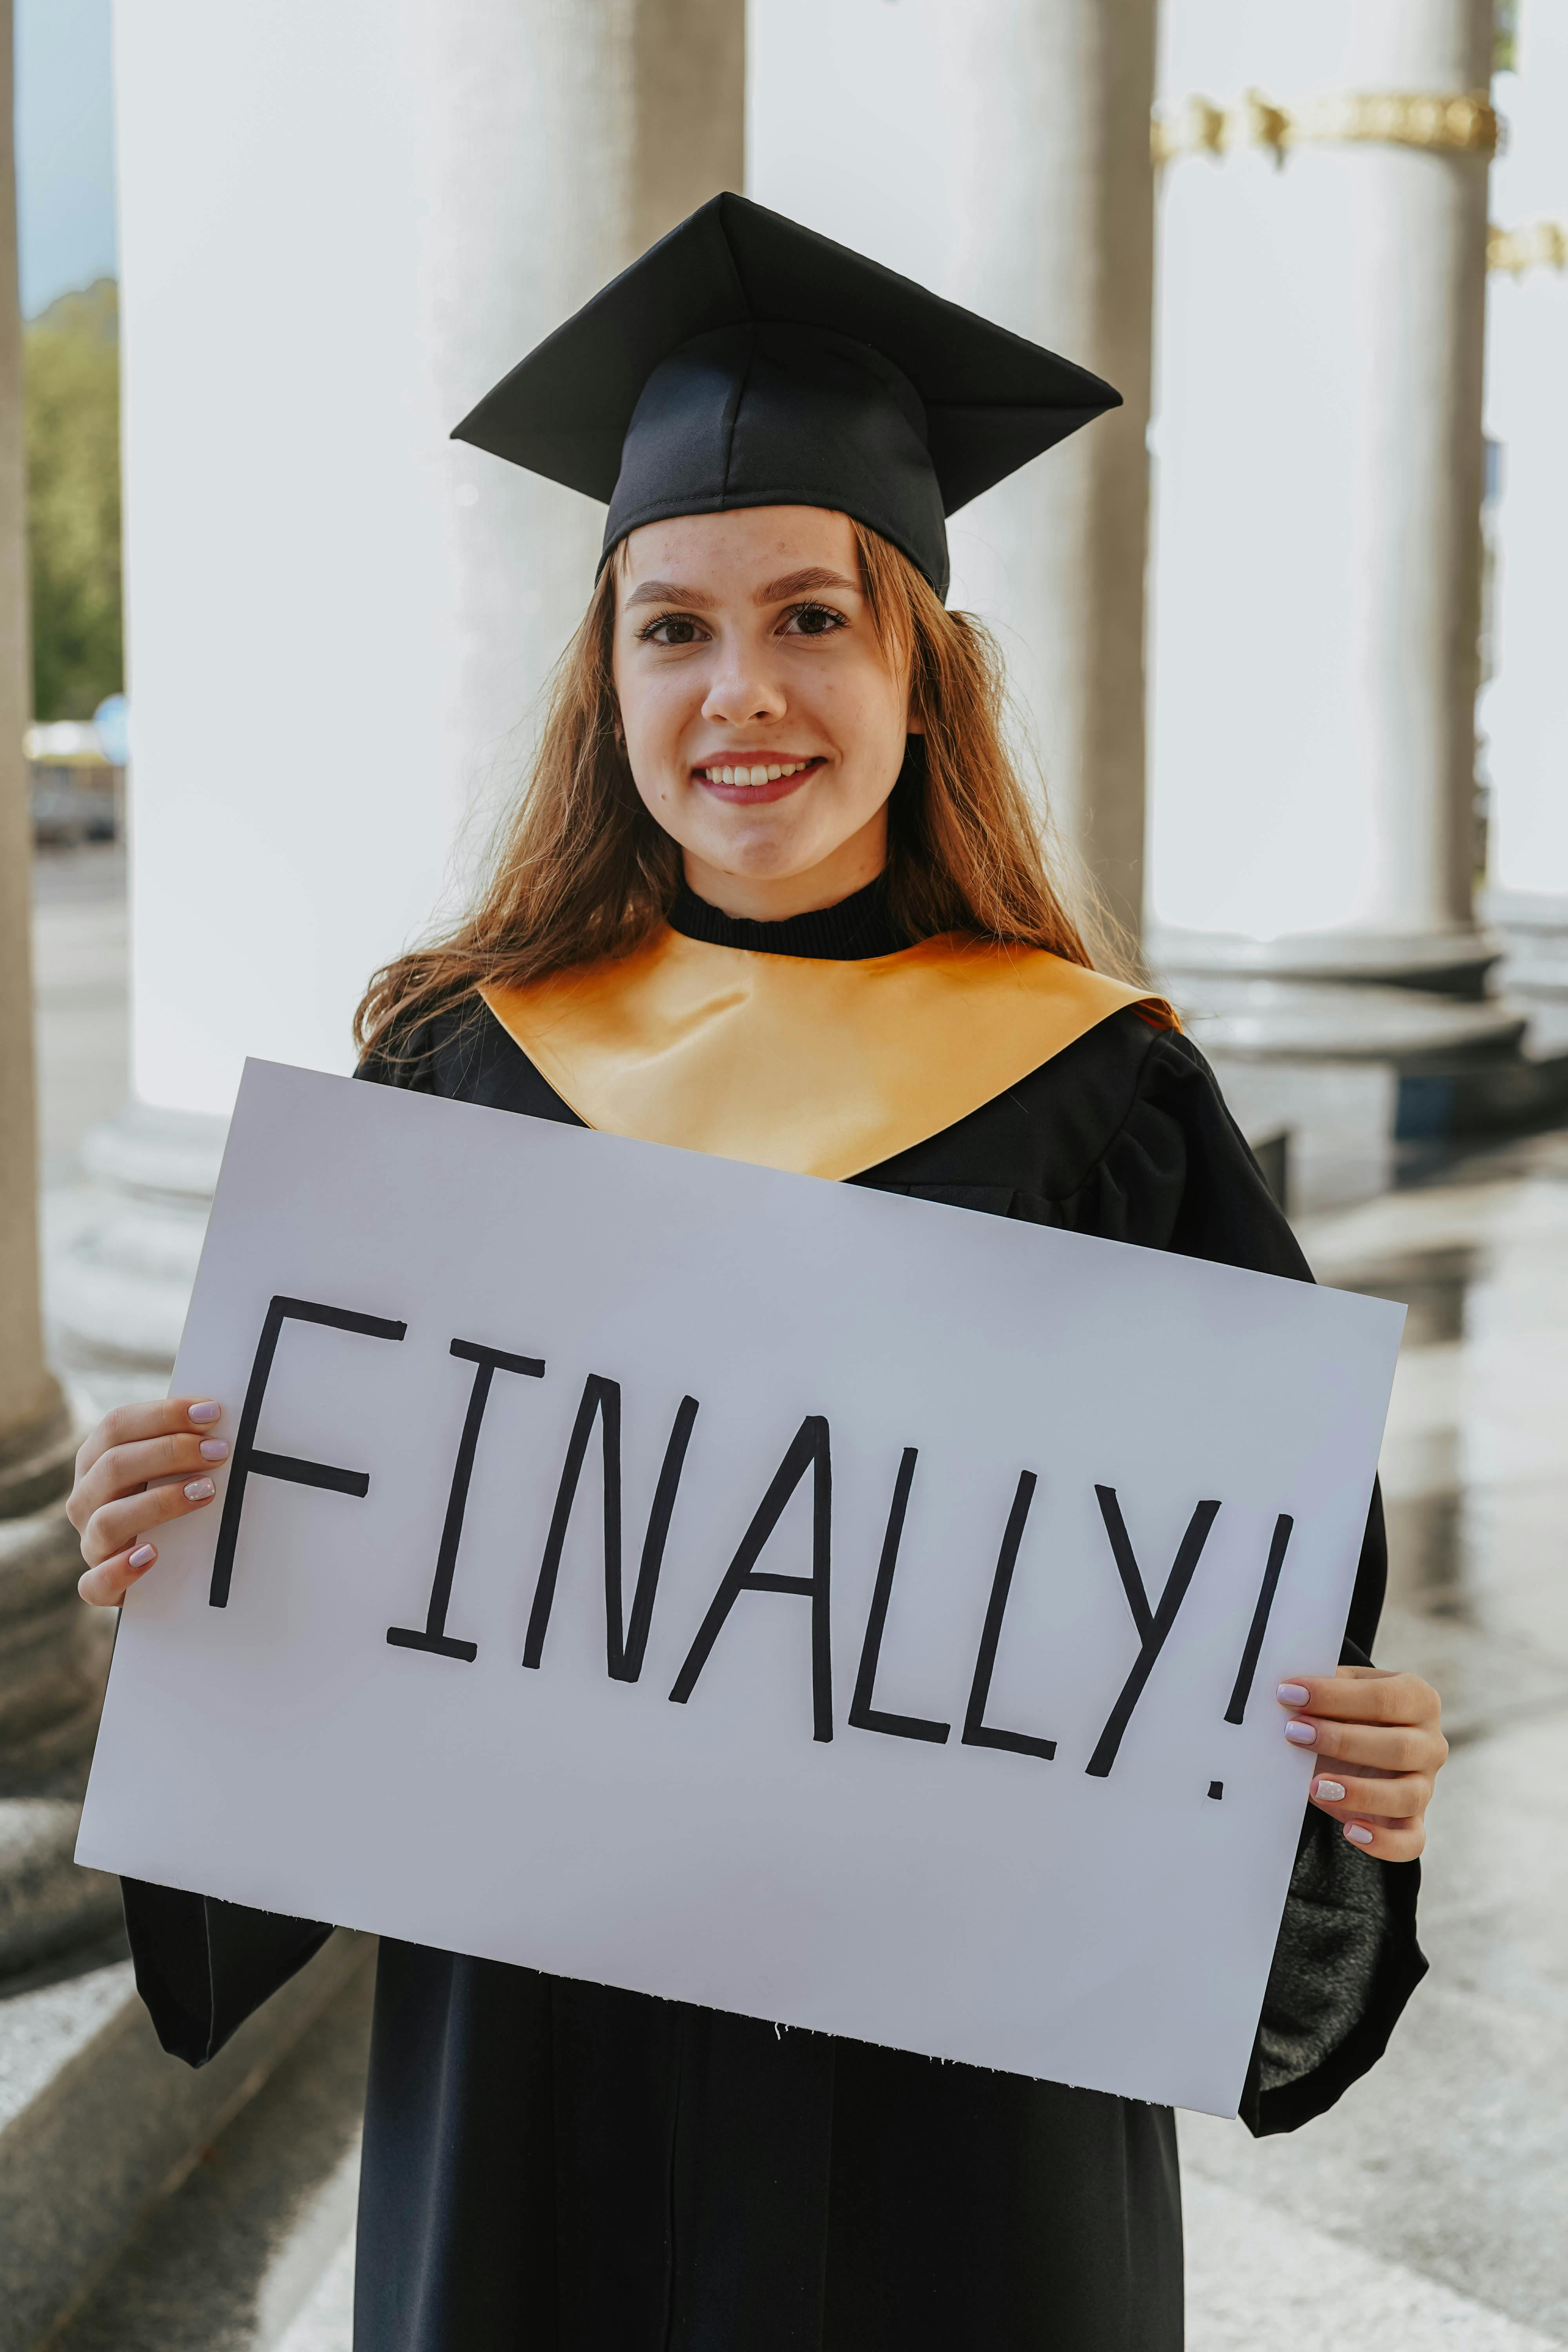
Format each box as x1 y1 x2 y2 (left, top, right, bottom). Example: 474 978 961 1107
121 882 1426 2351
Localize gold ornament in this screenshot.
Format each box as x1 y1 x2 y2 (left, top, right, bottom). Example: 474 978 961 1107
1152 88 1500 169
1489 220 1568 277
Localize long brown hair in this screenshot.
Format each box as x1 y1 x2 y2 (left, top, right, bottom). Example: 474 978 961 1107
355 520 1120 1057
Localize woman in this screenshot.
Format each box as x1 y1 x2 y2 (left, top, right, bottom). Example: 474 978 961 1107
70 197 1446 2349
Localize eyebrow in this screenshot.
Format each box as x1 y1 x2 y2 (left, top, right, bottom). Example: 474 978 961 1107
756 566 860 604
623 577 718 611
622 565 862 613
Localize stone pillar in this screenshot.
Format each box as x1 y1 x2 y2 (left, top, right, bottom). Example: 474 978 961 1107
1480 12 1568 1001
0 0 121 1972
54 0 744 1383
1145 2 1517 1075
746 0 1158 946
634 0 746 256
0 8 72 1514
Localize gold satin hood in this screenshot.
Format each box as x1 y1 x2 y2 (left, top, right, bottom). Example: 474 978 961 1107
479 927 1175 1182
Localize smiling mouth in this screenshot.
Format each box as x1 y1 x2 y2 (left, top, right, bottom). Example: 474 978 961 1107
695 756 823 788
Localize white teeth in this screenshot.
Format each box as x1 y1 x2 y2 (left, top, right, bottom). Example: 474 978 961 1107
703 759 811 784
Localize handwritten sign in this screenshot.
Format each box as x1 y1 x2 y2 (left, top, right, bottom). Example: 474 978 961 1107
78 1060 1403 2115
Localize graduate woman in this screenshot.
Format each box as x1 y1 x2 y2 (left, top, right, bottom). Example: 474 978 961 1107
71 198 1447 2350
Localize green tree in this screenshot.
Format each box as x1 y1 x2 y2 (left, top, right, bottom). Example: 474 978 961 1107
24 277 122 721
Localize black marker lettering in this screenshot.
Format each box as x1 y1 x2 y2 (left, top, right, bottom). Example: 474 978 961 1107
523 1377 699 1680
669 1415 833 1742
1085 1486 1221 1776
961 1470 1056 1760
849 1448 950 1745
209 1296 407 1608
387 1338 544 1662
1224 1514 1294 1724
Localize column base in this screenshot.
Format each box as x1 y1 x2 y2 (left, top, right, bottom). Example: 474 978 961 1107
1149 922 1503 1001
0 1394 77 1520
1147 917 1504 1002
1150 927 1568 1197
1165 973 1529 1067
49 1100 228 1390
0 1501 120 1975
1481 890 1568 1005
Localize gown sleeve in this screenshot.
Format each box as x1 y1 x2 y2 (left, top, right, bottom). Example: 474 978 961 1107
1051 1026 1428 2136
120 1882 334 2065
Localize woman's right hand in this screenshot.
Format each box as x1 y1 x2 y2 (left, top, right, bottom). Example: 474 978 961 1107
70 1399 230 1606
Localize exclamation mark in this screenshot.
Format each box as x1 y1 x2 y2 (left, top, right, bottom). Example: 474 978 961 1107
1224 1514 1295 1725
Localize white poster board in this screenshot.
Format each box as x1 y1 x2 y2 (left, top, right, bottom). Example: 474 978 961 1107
78 1061 1403 2116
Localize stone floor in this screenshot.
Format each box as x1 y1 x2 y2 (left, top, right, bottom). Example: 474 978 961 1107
1178 1135 1568 2350
26 846 1568 2345
31 842 128 1195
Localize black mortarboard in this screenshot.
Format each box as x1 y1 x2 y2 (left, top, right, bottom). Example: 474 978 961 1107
452 193 1120 601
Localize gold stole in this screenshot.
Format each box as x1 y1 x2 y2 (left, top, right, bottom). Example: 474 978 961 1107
480 927 1174 1182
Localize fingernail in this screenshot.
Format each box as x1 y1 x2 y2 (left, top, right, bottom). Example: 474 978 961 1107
1276 1682 1310 1707
187 1402 221 1426
1314 1778 1346 1801
198 1438 229 1462
1345 1823 1374 1846
183 1477 216 1501
1285 1720 1317 1746
128 1543 156 1569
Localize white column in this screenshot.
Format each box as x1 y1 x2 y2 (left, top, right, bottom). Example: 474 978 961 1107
0 0 121 1972
0 0 71 1508
1146 1 1507 1018
746 0 1158 945
56 0 743 1374
1480 11 1568 994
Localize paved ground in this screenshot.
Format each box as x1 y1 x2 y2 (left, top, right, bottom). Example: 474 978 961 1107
31 842 129 1194
29 846 1568 2345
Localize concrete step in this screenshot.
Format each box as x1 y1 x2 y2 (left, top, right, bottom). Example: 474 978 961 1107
0 1924 370 2351
272 2229 355 2352
50 1953 372 2351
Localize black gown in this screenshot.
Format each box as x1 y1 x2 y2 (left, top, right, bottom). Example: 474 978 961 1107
121 881 1426 2350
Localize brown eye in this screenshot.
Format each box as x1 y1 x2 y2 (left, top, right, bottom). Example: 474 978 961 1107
782 602 847 639
639 614 707 646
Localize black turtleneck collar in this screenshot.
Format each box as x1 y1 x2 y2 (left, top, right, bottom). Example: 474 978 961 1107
668 875 905 962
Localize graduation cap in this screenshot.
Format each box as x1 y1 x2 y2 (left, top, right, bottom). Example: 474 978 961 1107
452 194 1119 601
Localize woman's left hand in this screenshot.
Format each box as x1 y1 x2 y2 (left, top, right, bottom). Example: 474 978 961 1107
1276 1666 1448 1860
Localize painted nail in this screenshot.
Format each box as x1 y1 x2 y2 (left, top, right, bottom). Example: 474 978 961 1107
187 1402 221 1426
1314 1778 1346 1801
1284 1720 1317 1746
128 1544 156 1570
1345 1823 1374 1846
1276 1682 1310 1707
183 1477 216 1501
198 1438 229 1462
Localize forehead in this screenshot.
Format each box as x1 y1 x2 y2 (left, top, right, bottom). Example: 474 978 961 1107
617 505 858 601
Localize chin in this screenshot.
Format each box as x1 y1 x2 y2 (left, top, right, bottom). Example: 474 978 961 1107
701 829 815 879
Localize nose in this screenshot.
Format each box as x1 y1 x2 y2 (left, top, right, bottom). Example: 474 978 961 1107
701 640 787 729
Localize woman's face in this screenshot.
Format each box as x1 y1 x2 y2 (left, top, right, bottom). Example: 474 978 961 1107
612 505 915 916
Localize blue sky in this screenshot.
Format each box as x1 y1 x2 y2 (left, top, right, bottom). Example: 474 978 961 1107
15 0 117 316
